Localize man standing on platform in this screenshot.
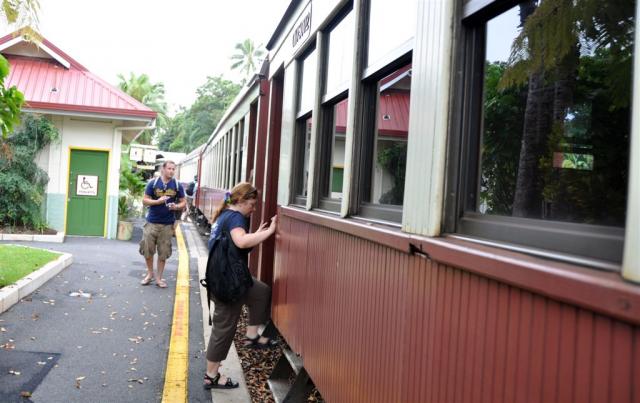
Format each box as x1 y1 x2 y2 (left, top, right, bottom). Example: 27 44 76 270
139 160 186 288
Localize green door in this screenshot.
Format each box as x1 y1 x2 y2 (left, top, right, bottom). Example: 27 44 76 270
66 149 108 236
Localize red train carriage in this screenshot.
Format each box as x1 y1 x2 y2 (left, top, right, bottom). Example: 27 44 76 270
179 0 640 401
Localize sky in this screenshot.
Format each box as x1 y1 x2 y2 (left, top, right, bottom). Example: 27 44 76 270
3 0 291 113
486 5 520 63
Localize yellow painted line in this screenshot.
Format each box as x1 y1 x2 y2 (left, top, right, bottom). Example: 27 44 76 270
162 226 190 403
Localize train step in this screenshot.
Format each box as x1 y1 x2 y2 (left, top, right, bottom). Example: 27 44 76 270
267 352 314 403
266 323 315 403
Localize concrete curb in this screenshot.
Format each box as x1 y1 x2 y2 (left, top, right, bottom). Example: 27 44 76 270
0 232 65 243
182 223 252 403
0 248 73 314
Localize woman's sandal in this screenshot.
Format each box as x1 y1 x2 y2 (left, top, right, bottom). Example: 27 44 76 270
203 373 239 390
156 279 168 288
245 334 278 349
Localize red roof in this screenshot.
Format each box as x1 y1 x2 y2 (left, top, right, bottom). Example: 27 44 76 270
334 90 410 138
0 32 156 119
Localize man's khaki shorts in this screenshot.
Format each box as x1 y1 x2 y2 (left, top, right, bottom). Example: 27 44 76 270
139 223 173 260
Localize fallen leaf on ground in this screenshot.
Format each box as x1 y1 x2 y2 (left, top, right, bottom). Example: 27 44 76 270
20 391 32 398
128 378 144 384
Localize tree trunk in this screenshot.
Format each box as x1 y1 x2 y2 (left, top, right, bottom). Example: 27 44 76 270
512 70 554 217
512 0 550 218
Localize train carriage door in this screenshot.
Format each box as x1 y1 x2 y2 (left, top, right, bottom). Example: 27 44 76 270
258 70 284 285
66 149 109 236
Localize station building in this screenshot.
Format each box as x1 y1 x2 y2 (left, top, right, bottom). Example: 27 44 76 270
0 31 156 238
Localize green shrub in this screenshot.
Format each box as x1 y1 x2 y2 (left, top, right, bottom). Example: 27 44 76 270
0 114 59 231
118 152 146 219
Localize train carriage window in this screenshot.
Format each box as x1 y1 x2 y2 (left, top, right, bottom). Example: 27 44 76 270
367 0 417 69
237 119 244 183
298 48 317 115
292 47 317 205
325 11 355 98
293 115 313 204
226 131 232 188
455 0 637 266
358 64 411 222
318 98 349 211
317 11 355 211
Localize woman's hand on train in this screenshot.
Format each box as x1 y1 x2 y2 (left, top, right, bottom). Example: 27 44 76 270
256 221 269 233
269 215 278 233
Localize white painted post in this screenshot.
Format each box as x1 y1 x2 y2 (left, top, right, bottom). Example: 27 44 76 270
622 0 640 283
402 0 456 236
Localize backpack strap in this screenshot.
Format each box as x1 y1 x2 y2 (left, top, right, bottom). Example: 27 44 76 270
200 211 232 326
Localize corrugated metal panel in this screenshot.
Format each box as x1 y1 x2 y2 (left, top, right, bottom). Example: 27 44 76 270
273 214 640 403
402 0 455 236
4 55 155 118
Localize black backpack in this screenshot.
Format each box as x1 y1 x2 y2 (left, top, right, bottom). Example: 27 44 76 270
186 181 195 196
200 212 253 323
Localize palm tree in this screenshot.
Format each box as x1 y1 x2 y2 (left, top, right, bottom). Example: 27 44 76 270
500 0 636 218
117 72 168 144
230 39 265 83
1 0 39 30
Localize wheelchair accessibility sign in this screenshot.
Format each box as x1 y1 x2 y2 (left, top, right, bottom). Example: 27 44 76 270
76 175 99 196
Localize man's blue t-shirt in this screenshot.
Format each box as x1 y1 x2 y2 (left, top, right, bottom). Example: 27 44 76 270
145 177 185 224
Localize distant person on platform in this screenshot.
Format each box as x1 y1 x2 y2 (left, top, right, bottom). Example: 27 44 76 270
139 160 186 288
185 175 198 218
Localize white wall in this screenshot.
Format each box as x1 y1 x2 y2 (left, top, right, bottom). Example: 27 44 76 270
36 115 125 237
45 116 121 197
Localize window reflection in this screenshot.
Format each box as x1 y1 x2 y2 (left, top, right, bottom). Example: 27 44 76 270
369 65 411 206
478 1 635 227
296 116 313 198
322 98 349 200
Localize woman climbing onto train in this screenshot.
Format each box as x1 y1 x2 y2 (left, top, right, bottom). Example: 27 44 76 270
203 182 278 390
